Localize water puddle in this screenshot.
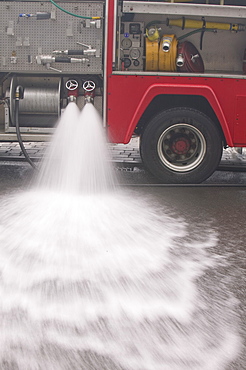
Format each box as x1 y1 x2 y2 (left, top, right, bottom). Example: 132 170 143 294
0 103 242 369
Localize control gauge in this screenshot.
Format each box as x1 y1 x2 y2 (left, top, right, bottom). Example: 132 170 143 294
121 38 132 49
130 48 141 60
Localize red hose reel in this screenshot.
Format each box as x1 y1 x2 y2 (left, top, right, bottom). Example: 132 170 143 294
177 41 204 73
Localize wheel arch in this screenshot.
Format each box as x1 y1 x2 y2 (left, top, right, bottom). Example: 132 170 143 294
136 94 226 144
125 84 232 147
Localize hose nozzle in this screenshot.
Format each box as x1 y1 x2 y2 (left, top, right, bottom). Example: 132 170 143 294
161 36 174 52
176 54 184 67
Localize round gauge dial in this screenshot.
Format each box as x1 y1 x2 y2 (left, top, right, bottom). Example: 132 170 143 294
123 58 131 69
121 38 132 49
130 48 141 60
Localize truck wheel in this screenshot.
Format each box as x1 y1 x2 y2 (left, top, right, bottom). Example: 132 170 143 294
140 108 223 183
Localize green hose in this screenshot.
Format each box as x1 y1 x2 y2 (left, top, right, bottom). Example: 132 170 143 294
177 28 216 41
49 0 101 19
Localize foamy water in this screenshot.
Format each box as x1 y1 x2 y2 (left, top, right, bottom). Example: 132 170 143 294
0 103 242 369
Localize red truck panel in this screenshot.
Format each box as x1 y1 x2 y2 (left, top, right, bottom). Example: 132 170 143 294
106 74 246 147
235 95 246 144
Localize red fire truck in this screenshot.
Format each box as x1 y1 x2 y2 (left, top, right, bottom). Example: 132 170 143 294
1 0 246 183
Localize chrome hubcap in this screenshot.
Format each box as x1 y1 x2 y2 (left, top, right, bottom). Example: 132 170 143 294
157 123 206 172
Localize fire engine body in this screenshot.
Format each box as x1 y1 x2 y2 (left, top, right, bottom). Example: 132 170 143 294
1 0 246 183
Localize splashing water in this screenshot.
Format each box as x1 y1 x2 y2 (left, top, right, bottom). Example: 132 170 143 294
36 102 116 194
0 103 241 369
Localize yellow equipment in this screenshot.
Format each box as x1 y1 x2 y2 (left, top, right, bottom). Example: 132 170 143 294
167 18 245 32
145 26 160 71
146 26 160 42
158 34 177 72
145 38 159 71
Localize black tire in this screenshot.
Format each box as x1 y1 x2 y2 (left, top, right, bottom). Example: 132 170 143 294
140 108 223 184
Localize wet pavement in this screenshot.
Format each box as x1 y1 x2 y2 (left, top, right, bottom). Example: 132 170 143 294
0 140 245 370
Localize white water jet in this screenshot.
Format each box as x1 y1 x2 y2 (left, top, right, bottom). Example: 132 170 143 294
36 102 116 194
0 103 242 369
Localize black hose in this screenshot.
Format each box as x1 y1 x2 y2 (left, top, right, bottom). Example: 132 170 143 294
15 98 37 169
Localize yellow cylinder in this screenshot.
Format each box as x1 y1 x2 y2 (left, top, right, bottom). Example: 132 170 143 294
168 18 243 32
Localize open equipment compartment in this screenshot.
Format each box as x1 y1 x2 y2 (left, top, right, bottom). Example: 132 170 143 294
116 1 246 76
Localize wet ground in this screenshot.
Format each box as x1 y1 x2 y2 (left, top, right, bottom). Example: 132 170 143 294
0 141 245 370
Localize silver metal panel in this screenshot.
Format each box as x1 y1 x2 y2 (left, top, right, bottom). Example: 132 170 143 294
112 71 246 79
0 132 53 141
0 1 104 74
119 22 144 71
123 2 246 19
103 0 112 127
